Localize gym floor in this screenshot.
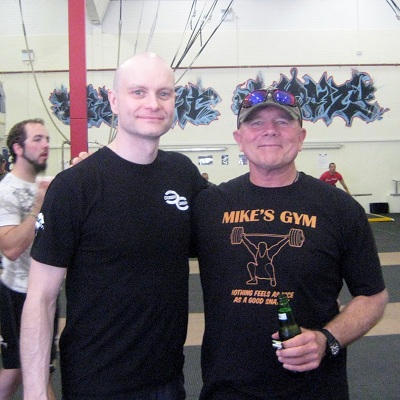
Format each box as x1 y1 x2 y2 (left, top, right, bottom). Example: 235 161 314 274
4 213 400 399
184 213 400 399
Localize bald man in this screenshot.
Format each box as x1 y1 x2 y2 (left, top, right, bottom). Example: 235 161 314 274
20 53 207 400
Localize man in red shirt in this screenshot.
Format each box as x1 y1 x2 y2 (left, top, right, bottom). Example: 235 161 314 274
320 162 351 194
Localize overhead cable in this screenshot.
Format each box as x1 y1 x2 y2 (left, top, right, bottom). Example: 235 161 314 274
134 0 146 55
175 0 235 84
170 0 198 67
146 0 162 51
386 0 400 18
172 0 218 70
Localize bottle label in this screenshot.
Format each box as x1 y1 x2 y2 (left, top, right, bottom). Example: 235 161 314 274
278 313 288 321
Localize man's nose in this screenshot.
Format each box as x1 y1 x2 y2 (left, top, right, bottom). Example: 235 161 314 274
263 122 279 135
145 93 160 109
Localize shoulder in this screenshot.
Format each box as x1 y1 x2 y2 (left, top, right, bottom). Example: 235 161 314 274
158 150 203 181
0 174 34 195
46 149 109 198
319 171 328 179
0 172 15 186
158 150 194 167
218 174 249 193
195 174 248 205
0 174 11 193
57 148 108 179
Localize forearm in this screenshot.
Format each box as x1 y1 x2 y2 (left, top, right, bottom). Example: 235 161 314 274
0 216 36 260
21 260 65 400
324 289 388 347
273 289 388 372
5 184 48 258
340 180 350 194
21 294 56 399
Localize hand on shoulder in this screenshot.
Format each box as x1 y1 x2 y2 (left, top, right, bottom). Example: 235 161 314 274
70 151 93 166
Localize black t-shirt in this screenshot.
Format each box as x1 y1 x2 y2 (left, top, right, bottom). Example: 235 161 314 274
193 172 385 400
32 147 207 399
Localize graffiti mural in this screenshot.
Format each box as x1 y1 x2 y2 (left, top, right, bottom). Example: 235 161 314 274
232 69 389 126
231 73 264 116
87 85 115 128
49 85 70 125
49 82 221 129
49 69 388 130
173 82 221 128
49 85 116 128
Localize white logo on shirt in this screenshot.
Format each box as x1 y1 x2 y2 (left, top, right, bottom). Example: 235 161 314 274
35 212 45 234
164 190 189 211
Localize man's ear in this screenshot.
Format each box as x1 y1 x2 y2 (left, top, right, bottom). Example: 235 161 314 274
12 142 23 157
233 129 244 152
108 89 118 114
298 128 307 152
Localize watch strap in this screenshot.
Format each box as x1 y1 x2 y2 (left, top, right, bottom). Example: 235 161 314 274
318 328 341 356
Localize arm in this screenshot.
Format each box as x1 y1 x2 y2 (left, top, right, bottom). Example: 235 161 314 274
0 218 37 261
272 289 388 372
339 179 351 194
323 289 388 346
0 180 51 260
21 259 66 400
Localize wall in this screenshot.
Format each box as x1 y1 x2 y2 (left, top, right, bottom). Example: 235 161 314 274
0 0 399 211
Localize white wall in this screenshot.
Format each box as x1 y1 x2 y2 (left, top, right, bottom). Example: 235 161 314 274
1 0 400 211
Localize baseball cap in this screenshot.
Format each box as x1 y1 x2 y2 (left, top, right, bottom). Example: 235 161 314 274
237 88 302 128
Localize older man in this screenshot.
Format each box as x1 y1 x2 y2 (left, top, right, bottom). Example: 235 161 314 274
193 88 387 399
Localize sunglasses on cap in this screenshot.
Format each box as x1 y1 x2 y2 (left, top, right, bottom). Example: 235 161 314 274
237 88 302 128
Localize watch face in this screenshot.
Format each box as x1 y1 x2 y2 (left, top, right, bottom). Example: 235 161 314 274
330 341 340 356
320 329 341 356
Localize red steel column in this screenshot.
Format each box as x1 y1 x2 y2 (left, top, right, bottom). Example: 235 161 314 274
68 0 88 157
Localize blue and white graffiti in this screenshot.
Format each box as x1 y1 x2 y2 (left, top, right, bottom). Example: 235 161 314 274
87 85 115 128
232 69 389 126
49 82 221 129
50 84 116 128
49 69 388 129
49 85 70 124
173 82 221 128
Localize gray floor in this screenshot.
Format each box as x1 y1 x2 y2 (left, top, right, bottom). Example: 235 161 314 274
5 214 400 399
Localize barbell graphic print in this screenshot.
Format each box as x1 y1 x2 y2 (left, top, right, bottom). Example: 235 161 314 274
230 227 305 248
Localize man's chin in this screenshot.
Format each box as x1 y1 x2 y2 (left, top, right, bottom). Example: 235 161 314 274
141 129 169 140
34 163 47 173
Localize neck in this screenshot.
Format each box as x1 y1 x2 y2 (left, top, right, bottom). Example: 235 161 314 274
11 161 38 183
249 165 299 188
108 135 160 165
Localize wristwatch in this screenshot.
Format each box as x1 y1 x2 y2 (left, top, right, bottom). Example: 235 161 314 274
318 328 341 356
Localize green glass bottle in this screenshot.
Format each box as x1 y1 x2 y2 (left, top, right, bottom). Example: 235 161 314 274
278 294 301 341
